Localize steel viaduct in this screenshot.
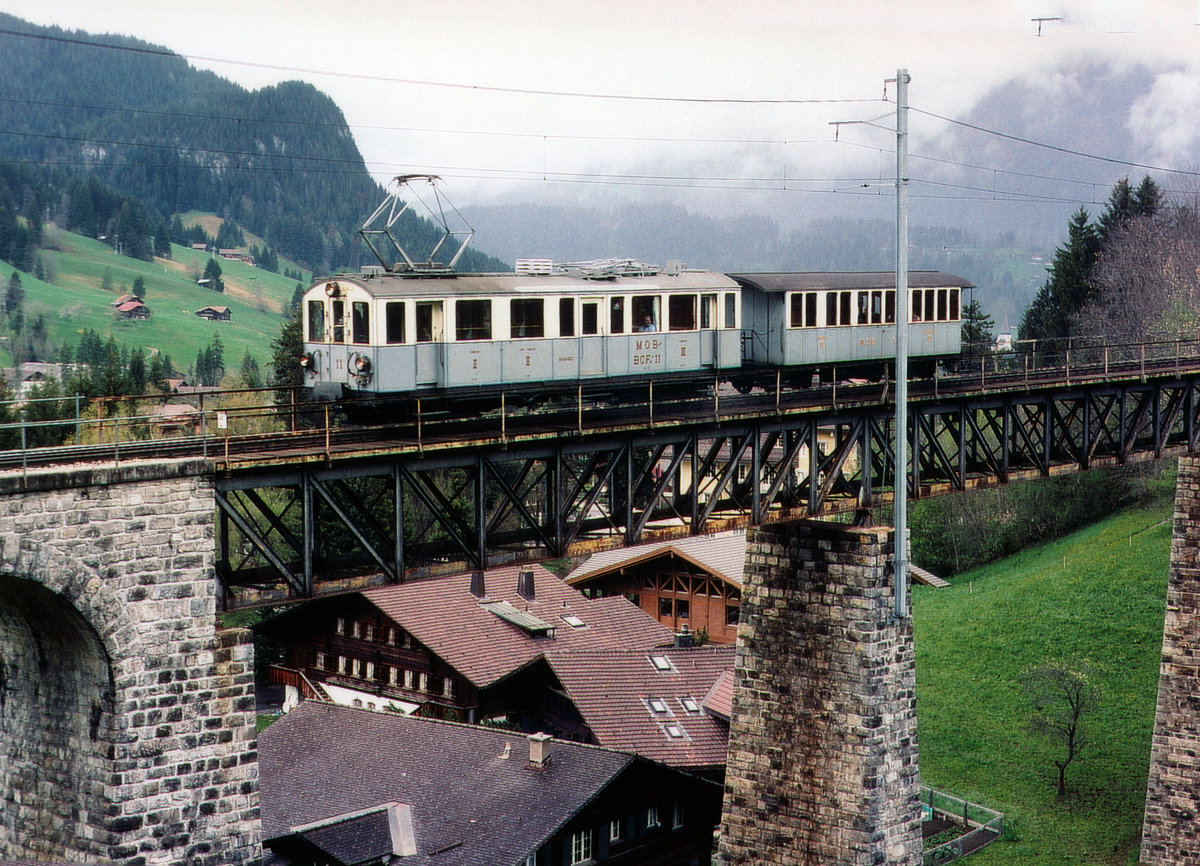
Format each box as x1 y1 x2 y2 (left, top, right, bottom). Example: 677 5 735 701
0 355 1198 864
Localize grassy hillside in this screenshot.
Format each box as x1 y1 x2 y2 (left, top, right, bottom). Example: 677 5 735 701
4 223 309 374
914 498 1173 864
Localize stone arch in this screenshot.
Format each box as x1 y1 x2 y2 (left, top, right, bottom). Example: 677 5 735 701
0 540 145 862
0 576 116 861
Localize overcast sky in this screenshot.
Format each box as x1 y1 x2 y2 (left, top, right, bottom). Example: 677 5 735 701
4 0 1200 221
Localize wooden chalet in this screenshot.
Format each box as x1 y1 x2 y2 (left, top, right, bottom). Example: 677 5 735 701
114 298 150 320
195 305 231 321
259 565 675 726
259 701 723 866
566 531 748 644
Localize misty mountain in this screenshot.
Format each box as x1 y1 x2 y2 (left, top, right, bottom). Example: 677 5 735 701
0 13 506 274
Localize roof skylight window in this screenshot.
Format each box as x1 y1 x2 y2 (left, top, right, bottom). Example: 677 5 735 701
680 697 701 714
562 614 586 628
648 698 670 715
649 655 673 671
664 724 685 739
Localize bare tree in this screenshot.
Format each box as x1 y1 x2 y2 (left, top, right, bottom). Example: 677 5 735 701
1020 660 1101 797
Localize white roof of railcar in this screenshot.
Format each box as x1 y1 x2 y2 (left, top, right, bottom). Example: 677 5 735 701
311 270 740 299
730 271 975 292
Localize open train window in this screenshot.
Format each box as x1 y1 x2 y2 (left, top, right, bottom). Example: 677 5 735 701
633 295 658 332
871 290 883 325
386 302 406 344
789 293 818 328
416 301 442 342
581 300 600 335
611 297 626 334
911 290 923 322
456 299 492 341
701 294 716 328
351 301 370 344
668 295 696 331
885 290 896 324
559 298 575 337
511 298 545 338
307 300 325 341
857 291 869 325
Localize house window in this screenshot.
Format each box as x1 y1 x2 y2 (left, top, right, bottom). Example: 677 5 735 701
315 651 326 671
675 599 689 620
335 617 346 635
338 656 348 674
659 597 673 618
419 672 429 692
648 698 669 715
646 805 660 829
356 659 367 679
569 829 593 865
673 800 684 829
365 661 375 680
404 670 414 690
680 697 700 714
609 819 622 842
387 627 397 646
403 632 413 649
352 620 363 639
364 622 375 642
443 677 455 699
726 605 739 626
388 666 399 686
664 724 685 739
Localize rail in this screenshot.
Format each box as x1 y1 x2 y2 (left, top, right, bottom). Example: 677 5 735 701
0 336 1197 473
921 786 1003 864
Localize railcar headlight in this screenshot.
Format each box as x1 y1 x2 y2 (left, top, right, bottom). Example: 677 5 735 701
353 354 372 374
324 281 341 297
299 352 314 369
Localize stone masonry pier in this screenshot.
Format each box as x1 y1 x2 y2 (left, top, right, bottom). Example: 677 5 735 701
1141 455 1200 865
717 519 921 866
0 459 260 865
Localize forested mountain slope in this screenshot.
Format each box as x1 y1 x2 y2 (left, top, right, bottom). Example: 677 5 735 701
0 13 505 274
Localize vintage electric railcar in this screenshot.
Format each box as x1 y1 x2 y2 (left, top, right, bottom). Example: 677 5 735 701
299 265 969 402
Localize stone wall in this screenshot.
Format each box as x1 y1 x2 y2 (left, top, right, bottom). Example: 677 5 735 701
1141 455 1200 865
717 519 921 866
0 460 260 865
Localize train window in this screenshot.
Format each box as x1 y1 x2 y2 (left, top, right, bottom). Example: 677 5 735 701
871 291 883 325
701 294 716 329
668 295 696 331
331 299 345 342
416 301 442 343
611 297 626 334
839 291 852 326
386 302 406 344
724 293 736 329
632 295 658 332
789 294 804 328
949 289 960 320
937 289 948 321
885 290 896 324
789 293 818 328
925 289 936 321
582 300 600 335
857 292 869 325
351 301 370 344
456 299 492 341
826 293 838 327
559 298 575 337
307 300 325 341
511 298 545 338
911 290 923 322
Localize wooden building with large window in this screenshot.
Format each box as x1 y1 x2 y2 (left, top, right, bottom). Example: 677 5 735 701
565 532 748 644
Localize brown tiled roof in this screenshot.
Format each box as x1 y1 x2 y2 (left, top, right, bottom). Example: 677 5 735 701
360 565 674 688
702 670 736 721
259 701 638 865
566 531 748 589
544 646 734 770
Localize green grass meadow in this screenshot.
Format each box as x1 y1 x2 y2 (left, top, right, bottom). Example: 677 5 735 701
914 500 1173 864
5 224 309 372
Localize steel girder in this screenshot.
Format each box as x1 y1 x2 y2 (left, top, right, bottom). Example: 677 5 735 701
214 374 1200 608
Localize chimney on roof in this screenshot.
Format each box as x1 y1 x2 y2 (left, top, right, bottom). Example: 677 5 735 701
470 570 486 598
528 732 552 769
517 569 536 601
674 625 694 648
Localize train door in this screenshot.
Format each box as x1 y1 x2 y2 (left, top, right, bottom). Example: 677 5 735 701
579 297 605 376
414 300 444 386
700 293 718 367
